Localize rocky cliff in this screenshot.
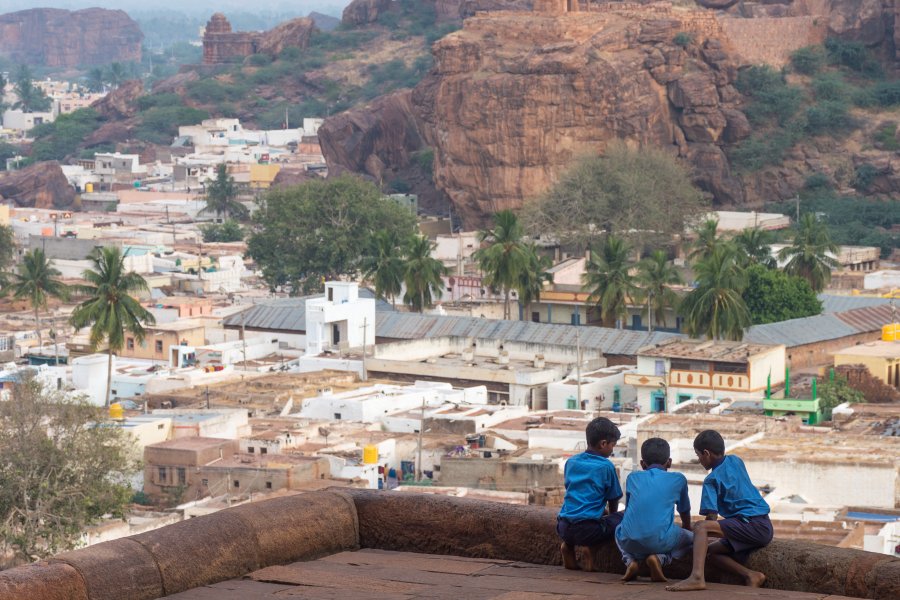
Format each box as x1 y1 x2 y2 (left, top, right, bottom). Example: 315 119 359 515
321 6 751 226
0 8 142 68
0 162 75 210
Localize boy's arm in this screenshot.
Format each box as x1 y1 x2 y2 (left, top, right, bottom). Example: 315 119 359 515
704 511 718 521
679 512 692 530
607 498 619 515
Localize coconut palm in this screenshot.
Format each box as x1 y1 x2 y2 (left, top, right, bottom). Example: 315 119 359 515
203 164 246 221
516 245 552 321
474 210 532 320
12 66 52 113
679 245 751 341
734 227 776 268
636 250 682 331
688 218 724 263
9 248 69 349
361 230 405 307
778 213 839 292
69 247 156 407
403 235 447 313
582 235 638 328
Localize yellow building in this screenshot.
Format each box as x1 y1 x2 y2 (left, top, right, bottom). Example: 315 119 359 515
0 204 9 226
249 163 281 190
120 320 207 363
834 341 900 388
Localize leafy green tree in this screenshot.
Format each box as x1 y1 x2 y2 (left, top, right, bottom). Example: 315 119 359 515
86 67 106 93
474 210 532 320
198 219 243 243
202 164 246 221
403 235 447 312
516 245 552 321
582 235 638 328
688 218 726 263
12 66 52 113
0 224 14 280
778 213 839 292
817 374 864 420
29 109 103 162
522 143 707 250
105 62 127 88
248 175 417 294
361 230 405 307
9 249 68 349
679 245 751 341
0 374 136 566
69 247 156 407
734 227 776 268
636 250 682 331
742 264 822 324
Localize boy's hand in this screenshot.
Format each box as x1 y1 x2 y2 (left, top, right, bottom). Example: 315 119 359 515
608 500 619 515
704 512 718 521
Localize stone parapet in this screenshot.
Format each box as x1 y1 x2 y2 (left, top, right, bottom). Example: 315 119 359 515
0 489 898 599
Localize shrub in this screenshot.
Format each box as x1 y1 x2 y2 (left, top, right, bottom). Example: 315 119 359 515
736 65 803 126
413 148 434 175
247 53 272 67
673 32 694 48
811 72 850 101
852 163 879 190
790 45 826 75
137 93 183 111
873 122 900 151
869 81 900 107
135 106 209 144
825 37 882 77
804 172 831 190
805 99 852 136
200 220 243 243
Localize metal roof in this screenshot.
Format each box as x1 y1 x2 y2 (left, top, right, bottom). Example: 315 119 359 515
745 303 892 348
818 294 892 314
834 304 896 332
374 312 680 356
222 289 392 332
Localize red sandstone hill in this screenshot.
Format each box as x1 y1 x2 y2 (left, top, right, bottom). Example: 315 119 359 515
0 8 142 68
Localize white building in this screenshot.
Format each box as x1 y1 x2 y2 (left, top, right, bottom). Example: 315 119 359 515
298 381 463 423
3 108 57 133
624 338 786 413
305 281 376 355
547 365 636 412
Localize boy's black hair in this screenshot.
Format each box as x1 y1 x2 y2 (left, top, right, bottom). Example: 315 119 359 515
586 417 620 448
641 437 670 465
693 430 725 455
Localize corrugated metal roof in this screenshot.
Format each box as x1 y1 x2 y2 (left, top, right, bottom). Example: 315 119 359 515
744 313 857 347
222 289 392 332
834 304 896 332
374 312 680 356
818 294 892 314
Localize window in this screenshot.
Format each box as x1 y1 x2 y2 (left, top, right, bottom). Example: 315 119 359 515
654 360 666 376
334 413 341 420
247 447 255 453
201 478 208 487
155 340 163 353
531 312 540 323
677 394 691 404
327 287 333 301
260 447 268 455
158 467 166 483
566 397 576 410
157 423 164 430
233 480 240 488
265 481 272 489
177 467 186 485
127 337 134 350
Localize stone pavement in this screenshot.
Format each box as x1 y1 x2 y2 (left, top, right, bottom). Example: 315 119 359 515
165 549 859 600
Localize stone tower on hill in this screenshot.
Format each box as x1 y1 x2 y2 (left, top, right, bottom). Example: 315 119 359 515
202 13 259 65
534 0 579 12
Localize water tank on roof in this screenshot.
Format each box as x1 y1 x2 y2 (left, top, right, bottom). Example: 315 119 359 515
109 403 124 420
883 323 900 341
363 444 378 465
85 182 94 193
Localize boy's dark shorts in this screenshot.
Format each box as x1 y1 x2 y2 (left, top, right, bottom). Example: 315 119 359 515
557 512 623 547
718 514 774 563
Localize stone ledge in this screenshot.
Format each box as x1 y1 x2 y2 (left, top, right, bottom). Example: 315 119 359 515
0 489 898 599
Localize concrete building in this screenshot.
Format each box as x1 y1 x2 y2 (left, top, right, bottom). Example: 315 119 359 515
2 108 56 132
305 281 376 355
546 365 636 412
119 320 206 363
625 338 786 413
153 408 250 439
143 437 237 501
834 341 900 389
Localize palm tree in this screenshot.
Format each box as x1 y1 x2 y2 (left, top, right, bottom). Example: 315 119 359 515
516 245 552 321
636 250 682 332
734 227 776 268
403 235 447 313
361 231 405 307
9 249 68 349
86 67 106 93
474 210 531 320
203 164 246 221
69 247 156 407
688 218 723 263
105 62 127 88
582 235 638 328
778 214 839 292
13 66 51 113
679 245 751 341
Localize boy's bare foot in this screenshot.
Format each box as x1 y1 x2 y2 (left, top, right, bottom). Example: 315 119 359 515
560 542 579 570
583 546 598 572
647 554 668 582
745 570 766 588
621 561 640 582
666 575 706 592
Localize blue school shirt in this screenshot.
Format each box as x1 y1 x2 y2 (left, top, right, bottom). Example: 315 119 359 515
558 450 622 521
615 467 691 556
700 455 770 519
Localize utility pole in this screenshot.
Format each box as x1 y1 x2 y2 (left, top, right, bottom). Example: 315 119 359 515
361 317 368 381
240 308 247 369
795 194 800 223
647 289 653 334
416 396 425 482
575 327 582 412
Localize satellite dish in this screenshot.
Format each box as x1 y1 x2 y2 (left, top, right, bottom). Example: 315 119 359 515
318 426 331 438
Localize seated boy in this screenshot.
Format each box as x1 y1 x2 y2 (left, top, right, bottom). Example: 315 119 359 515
557 417 623 571
616 437 692 583
667 430 773 592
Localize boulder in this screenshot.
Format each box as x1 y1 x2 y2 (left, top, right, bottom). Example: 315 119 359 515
341 0 393 27
256 17 317 57
0 162 76 209
90 79 143 121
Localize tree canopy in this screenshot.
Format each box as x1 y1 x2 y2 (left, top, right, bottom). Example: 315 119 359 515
474 211 533 320
778 213 839 292
679 245 751 340
521 143 707 249
0 375 136 566
582 235 638 328
247 175 418 294
742 264 822 324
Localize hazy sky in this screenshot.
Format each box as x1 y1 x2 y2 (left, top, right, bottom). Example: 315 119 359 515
0 1 350 17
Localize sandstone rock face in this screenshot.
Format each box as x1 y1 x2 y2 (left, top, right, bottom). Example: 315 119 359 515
342 0 393 27
90 80 144 121
0 162 76 210
0 8 141 68
256 18 317 57
203 13 317 65
409 10 747 225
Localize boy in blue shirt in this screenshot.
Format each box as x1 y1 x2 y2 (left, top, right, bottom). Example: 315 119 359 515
616 438 693 583
557 417 623 571
668 430 773 592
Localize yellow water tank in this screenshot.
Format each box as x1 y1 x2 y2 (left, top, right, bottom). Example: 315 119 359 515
109 403 124 420
85 182 94 193
883 323 900 341
363 444 378 465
